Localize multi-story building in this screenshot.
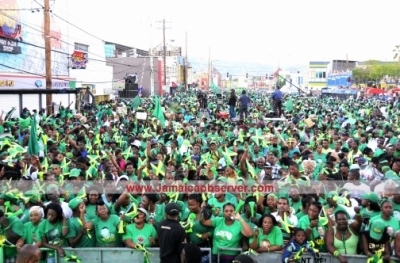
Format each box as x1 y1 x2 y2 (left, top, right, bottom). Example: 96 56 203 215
0 0 113 115
305 61 329 89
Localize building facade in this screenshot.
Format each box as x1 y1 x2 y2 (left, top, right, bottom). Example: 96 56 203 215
0 0 113 114
305 61 329 89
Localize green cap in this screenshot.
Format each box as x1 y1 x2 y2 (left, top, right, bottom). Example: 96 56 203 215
69 168 81 178
369 219 385 240
360 192 380 203
68 198 83 210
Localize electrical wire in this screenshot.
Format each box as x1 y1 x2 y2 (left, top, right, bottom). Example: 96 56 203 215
0 10 146 68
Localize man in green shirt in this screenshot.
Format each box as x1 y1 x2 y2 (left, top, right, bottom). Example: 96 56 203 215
66 198 95 248
0 210 24 263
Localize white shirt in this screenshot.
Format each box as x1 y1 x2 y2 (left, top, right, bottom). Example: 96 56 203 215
342 182 370 199
271 211 298 227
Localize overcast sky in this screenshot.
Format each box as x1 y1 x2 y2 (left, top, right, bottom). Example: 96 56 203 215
31 0 400 67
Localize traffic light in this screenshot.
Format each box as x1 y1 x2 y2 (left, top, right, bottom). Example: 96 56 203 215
246 73 248 78
227 72 229 78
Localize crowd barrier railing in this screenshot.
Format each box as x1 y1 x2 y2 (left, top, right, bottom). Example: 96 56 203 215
38 247 400 263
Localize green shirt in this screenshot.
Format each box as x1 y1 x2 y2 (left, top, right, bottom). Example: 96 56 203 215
249 226 284 247
1 216 23 258
37 220 66 247
66 217 96 247
289 199 302 214
22 221 41 245
369 215 400 238
92 215 120 247
208 198 237 217
85 204 97 222
240 213 262 229
297 215 327 252
211 217 243 255
188 219 213 245
360 207 381 221
122 223 156 247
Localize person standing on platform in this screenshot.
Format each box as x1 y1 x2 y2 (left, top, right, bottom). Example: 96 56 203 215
271 86 283 117
228 89 238 121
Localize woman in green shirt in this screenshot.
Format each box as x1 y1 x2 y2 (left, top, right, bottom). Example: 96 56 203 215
16 206 44 249
37 203 68 261
186 194 213 246
200 203 253 263
85 185 102 221
123 208 157 248
249 214 284 253
90 200 121 247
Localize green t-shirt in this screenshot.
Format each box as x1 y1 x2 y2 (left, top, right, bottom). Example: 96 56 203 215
211 217 243 255
390 199 400 221
188 219 213 245
369 215 400 237
295 210 306 220
289 199 302 214
37 220 66 247
249 226 284 247
122 223 156 247
66 217 96 247
22 221 41 245
1 216 23 258
360 207 381 221
208 198 238 217
297 215 327 252
240 213 262 229
85 204 97 222
20 209 31 224
92 214 120 247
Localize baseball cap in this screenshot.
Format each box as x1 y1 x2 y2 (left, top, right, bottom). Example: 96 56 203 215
263 162 272 169
360 192 380 203
69 168 81 178
358 157 367 166
68 198 83 210
339 161 349 168
137 208 149 219
165 202 181 216
369 219 385 240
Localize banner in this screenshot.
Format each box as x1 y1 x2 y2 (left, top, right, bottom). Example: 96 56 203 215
70 50 88 69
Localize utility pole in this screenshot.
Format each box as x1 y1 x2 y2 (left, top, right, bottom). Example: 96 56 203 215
184 31 188 91
156 19 171 88
207 47 211 89
162 19 166 86
44 0 52 115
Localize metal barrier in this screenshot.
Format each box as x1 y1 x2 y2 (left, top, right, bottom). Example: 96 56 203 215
217 247 242 263
43 247 212 263
36 248 400 263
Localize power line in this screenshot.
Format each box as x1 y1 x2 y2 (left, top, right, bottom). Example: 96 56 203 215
33 0 105 42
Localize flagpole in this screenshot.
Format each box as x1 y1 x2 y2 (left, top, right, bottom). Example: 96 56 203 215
208 47 211 90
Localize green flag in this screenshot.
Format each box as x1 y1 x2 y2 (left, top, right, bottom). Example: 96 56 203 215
28 116 39 155
4 107 15 121
211 82 219 93
152 96 165 128
284 97 293 112
19 117 31 130
131 95 142 110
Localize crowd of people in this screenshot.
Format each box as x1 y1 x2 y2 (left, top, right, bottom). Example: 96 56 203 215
0 88 400 263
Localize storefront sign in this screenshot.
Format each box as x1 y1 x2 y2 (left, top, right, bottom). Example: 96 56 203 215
0 38 21 54
112 80 125 90
0 76 74 89
0 79 14 87
71 50 88 69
